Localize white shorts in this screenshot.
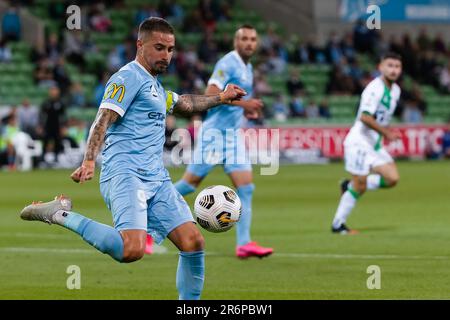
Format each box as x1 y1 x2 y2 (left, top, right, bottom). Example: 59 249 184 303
344 144 394 176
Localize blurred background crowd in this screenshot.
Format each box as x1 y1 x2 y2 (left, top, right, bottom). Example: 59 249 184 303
1 0 450 170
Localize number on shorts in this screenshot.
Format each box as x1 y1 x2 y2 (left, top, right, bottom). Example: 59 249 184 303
137 189 147 209
355 149 367 171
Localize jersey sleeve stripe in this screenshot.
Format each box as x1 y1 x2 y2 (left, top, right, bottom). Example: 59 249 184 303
99 102 125 117
207 79 225 90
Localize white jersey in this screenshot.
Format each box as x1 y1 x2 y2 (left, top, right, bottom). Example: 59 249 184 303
344 77 400 150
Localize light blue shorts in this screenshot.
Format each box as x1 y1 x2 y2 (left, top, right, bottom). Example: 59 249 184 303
100 174 194 244
186 129 252 178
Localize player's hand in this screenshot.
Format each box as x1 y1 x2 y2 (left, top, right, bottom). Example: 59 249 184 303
221 84 247 103
385 129 402 141
70 160 95 184
243 99 263 119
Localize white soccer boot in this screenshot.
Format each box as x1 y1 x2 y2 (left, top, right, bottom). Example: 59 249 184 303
20 195 72 225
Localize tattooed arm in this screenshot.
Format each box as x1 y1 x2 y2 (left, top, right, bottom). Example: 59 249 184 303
173 84 247 116
70 108 119 183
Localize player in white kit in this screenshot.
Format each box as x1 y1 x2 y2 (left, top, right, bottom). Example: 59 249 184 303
331 53 403 234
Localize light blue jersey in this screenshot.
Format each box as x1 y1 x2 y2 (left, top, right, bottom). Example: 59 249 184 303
203 50 253 131
99 60 178 183
98 60 194 243
187 50 253 177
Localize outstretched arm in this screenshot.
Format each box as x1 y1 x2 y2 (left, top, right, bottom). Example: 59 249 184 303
173 84 247 116
204 84 263 119
70 108 119 183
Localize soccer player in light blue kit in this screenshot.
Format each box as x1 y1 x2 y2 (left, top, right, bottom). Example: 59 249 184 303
174 25 273 259
19 18 246 300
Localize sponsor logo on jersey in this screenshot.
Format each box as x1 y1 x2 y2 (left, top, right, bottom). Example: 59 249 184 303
148 111 165 121
103 83 126 103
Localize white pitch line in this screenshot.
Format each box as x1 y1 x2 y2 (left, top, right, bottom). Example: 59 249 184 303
0 245 169 255
272 252 450 261
1 247 95 254
0 232 73 239
0 232 170 254
1 246 447 261
203 251 450 261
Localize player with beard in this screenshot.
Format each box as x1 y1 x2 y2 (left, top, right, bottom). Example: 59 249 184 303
331 52 403 234
19 17 249 300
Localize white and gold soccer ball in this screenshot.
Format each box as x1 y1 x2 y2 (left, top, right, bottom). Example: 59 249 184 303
194 185 242 233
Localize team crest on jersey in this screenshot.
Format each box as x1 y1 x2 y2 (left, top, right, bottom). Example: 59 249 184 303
149 84 158 98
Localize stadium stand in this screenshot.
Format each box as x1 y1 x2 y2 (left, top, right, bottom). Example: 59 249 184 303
0 0 449 169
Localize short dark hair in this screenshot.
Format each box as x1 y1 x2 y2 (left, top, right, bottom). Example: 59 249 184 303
238 24 256 31
381 52 402 62
138 17 174 40
235 24 257 39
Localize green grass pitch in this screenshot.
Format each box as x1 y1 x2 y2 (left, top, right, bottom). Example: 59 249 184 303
0 161 449 299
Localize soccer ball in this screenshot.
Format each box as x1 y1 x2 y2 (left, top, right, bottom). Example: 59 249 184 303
194 185 242 233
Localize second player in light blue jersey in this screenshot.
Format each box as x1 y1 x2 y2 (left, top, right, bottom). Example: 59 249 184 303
19 17 246 300
174 25 274 259
202 49 254 132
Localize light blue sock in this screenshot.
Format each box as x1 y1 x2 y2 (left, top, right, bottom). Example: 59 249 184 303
236 184 255 246
176 251 205 300
174 179 196 196
62 211 124 262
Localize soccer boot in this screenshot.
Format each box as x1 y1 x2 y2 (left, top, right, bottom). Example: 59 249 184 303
340 179 350 194
331 223 359 235
236 241 274 259
144 234 154 255
20 195 72 225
